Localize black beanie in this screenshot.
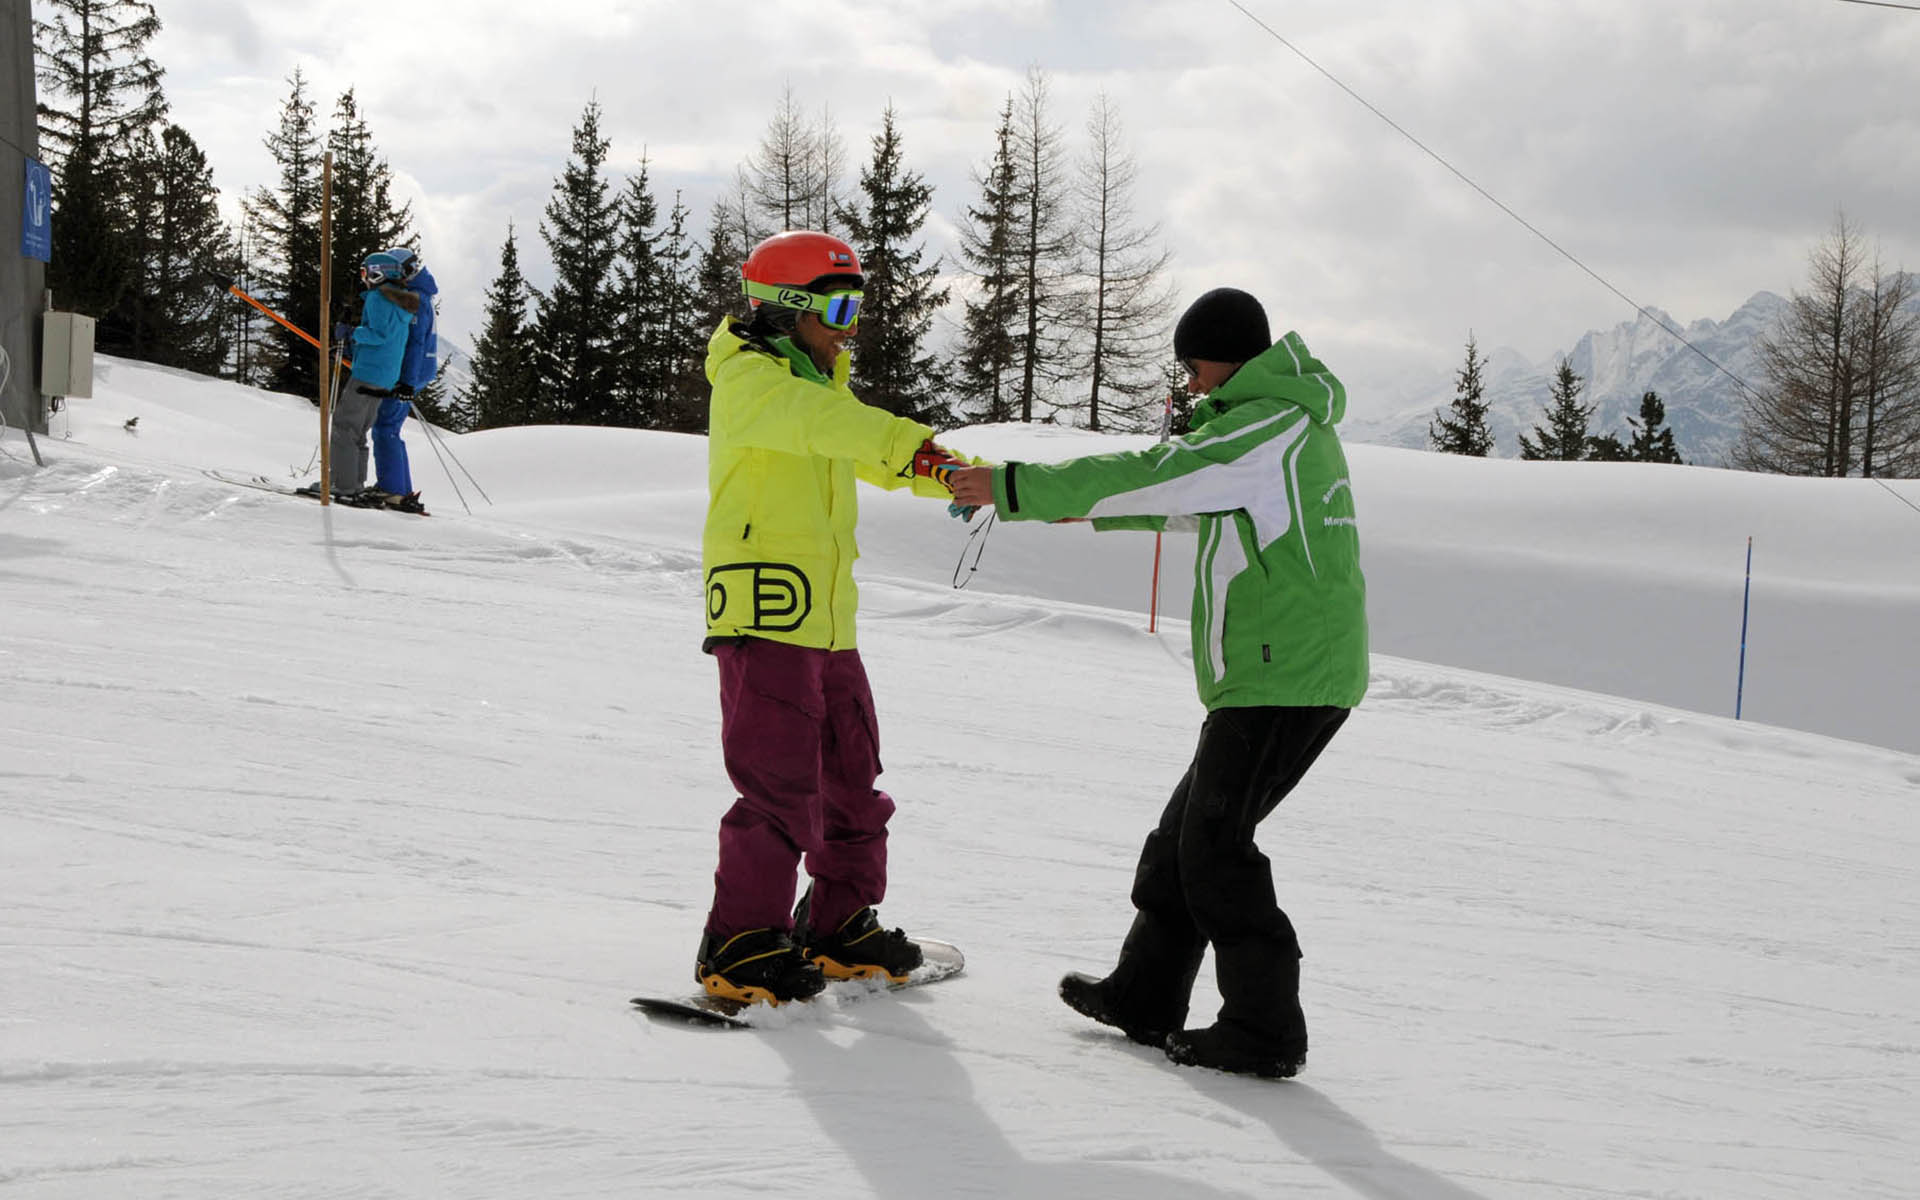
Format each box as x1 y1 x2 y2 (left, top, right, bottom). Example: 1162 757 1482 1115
1173 287 1271 364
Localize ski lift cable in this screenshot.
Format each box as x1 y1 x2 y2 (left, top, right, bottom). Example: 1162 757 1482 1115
1874 478 1920 516
1223 0 1765 405
1833 0 1920 12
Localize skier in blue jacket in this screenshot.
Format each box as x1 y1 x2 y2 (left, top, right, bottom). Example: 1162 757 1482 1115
367 246 436 513
305 250 416 500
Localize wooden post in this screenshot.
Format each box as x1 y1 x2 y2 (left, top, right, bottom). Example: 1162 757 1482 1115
317 151 334 503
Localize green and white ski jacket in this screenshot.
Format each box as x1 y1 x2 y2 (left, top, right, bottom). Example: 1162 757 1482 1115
987 332 1368 711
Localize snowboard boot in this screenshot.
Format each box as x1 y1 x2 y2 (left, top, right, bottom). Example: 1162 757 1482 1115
694 928 825 1006
1058 972 1176 1048
798 903 924 983
388 491 428 514
1165 1021 1306 1079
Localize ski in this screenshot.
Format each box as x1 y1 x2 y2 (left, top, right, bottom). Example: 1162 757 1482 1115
632 938 965 1028
203 469 430 515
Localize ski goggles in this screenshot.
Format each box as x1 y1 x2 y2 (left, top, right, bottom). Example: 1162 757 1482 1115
743 280 865 330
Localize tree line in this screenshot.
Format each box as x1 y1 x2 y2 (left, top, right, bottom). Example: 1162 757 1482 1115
1428 337 1684 464
33 1 423 408
39 3 1918 475
1428 213 1920 475
457 70 1176 435
33 3 1180 436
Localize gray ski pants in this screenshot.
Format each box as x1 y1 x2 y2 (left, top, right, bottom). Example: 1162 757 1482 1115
329 380 387 493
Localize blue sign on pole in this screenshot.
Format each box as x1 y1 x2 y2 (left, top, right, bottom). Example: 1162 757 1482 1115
22 157 53 262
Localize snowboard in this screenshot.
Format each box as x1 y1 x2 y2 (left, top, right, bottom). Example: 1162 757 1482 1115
204 468 429 515
632 939 965 1028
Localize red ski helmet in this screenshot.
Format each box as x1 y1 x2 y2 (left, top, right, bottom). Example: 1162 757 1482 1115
741 231 865 327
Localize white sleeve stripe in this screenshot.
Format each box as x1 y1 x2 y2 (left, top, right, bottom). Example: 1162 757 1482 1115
1162 405 1305 459
1087 415 1307 533
1285 428 1317 579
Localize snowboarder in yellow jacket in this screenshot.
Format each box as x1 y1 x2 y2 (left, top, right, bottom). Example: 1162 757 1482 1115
696 230 963 1006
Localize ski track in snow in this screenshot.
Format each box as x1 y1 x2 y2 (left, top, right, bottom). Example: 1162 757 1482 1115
3 360 1918 1199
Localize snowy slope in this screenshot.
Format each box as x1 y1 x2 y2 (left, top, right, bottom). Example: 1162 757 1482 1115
2 359 1917 1199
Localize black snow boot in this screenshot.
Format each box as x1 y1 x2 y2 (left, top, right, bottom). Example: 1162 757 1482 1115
1058 972 1175 1048
1165 1021 1306 1079
695 928 825 1005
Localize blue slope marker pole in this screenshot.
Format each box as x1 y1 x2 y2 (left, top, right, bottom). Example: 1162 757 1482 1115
1735 537 1753 720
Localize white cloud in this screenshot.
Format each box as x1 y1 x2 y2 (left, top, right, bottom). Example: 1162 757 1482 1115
140 0 1920 410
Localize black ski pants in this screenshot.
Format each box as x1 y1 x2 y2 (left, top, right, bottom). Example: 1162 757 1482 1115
1107 704 1349 1047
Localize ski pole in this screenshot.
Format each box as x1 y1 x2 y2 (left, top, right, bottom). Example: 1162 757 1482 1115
407 402 492 506
210 274 353 369
407 404 471 514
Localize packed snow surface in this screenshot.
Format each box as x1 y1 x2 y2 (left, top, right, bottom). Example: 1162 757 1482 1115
2 358 1916 1198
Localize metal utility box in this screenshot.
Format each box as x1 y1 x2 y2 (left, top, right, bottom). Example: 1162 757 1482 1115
41 310 95 398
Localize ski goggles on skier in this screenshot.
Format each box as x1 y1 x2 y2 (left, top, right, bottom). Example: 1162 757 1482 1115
743 280 865 330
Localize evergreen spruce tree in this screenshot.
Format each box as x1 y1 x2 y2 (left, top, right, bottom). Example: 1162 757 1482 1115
33 0 168 337
227 212 271 386
1162 364 1196 436
1518 357 1595 460
1070 93 1172 432
609 156 665 428
531 100 622 425
675 203 747 432
691 199 746 331
953 97 1023 425
1627 391 1684 463
1586 432 1629 461
1429 334 1495 456
325 89 413 320
244 69 324 397
129 124 236 373
838 104 949 425
460 224 538 430
409 366 454 430
653 193 706 433
111 123 163 359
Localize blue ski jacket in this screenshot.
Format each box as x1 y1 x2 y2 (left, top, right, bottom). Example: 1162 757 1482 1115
349 285 415 390
395 267 439 390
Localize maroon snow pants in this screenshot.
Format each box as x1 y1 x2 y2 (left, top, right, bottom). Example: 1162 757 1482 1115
704 637 895 939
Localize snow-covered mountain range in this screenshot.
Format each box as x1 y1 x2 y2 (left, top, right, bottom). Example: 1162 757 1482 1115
1346 281 1920 467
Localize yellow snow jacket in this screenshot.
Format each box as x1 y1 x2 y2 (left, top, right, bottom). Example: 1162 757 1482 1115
702 319 947 651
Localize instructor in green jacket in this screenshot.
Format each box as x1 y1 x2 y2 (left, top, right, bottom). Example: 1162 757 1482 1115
947 287 1367 1079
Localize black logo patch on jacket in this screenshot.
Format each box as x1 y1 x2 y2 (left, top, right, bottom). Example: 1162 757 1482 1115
706 563 813 633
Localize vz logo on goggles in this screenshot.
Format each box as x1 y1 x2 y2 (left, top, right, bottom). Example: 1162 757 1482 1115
776 287 814 308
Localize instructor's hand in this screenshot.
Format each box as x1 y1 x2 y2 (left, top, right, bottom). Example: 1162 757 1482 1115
946 466 995 509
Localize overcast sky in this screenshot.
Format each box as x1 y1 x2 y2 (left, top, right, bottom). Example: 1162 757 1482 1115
139 0 1920 414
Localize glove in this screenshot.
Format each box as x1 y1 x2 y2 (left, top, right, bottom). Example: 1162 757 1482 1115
333 322 352 345
948 500 979 523
911 439 961 482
